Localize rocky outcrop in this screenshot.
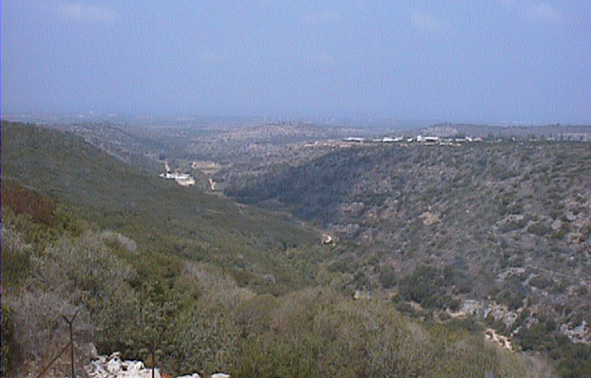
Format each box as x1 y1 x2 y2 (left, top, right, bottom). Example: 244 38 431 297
86 353 229 378
86 353 160 378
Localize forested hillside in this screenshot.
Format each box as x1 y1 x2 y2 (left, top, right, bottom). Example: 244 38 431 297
227 141 591 373
0 121 587 378
1 121 322 294
1 182 556 378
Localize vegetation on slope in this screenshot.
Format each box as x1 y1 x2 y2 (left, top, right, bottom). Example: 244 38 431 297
227 141 591 376
1 121 321 295
227 142 591 308
0 121 583 377
2 199 555 378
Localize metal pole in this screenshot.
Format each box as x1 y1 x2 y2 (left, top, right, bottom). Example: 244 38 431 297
151 349 155 378
63 311 79 378
70 321 74 378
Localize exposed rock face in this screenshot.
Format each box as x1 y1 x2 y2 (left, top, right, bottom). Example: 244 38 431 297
485 328 514 351
561 320 591 344
419 211 440 226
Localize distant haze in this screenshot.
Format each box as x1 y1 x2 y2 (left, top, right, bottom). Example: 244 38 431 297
2 1 590 124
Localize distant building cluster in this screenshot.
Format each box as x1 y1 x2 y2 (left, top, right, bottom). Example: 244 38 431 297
159 162 195 186
342 135 483 145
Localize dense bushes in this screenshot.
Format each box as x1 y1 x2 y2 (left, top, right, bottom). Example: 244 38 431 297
379 265 397 288
0 223 32 288
516 323 591 378
1 307 21 377
1 204 556 378
397 265 446 309
3 123 589 377
1 179 57 226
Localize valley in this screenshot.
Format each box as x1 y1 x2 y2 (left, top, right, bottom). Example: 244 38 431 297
2 119 591 378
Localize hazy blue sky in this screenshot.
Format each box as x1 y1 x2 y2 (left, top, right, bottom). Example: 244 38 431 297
2 1 590 124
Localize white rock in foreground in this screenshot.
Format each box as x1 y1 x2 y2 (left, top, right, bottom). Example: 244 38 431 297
177 374 202 378
86 353 160 378
87 353 229 378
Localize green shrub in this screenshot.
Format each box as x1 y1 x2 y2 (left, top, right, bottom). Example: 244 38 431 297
0 226 32 288
1 306 21 377
527 222 550 236
1 180 57 226
529 275 553 290
398 265 445 309
379 265 397 288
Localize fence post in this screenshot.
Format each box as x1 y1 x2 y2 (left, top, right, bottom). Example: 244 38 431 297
63 311 79 378
151 349 156 378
